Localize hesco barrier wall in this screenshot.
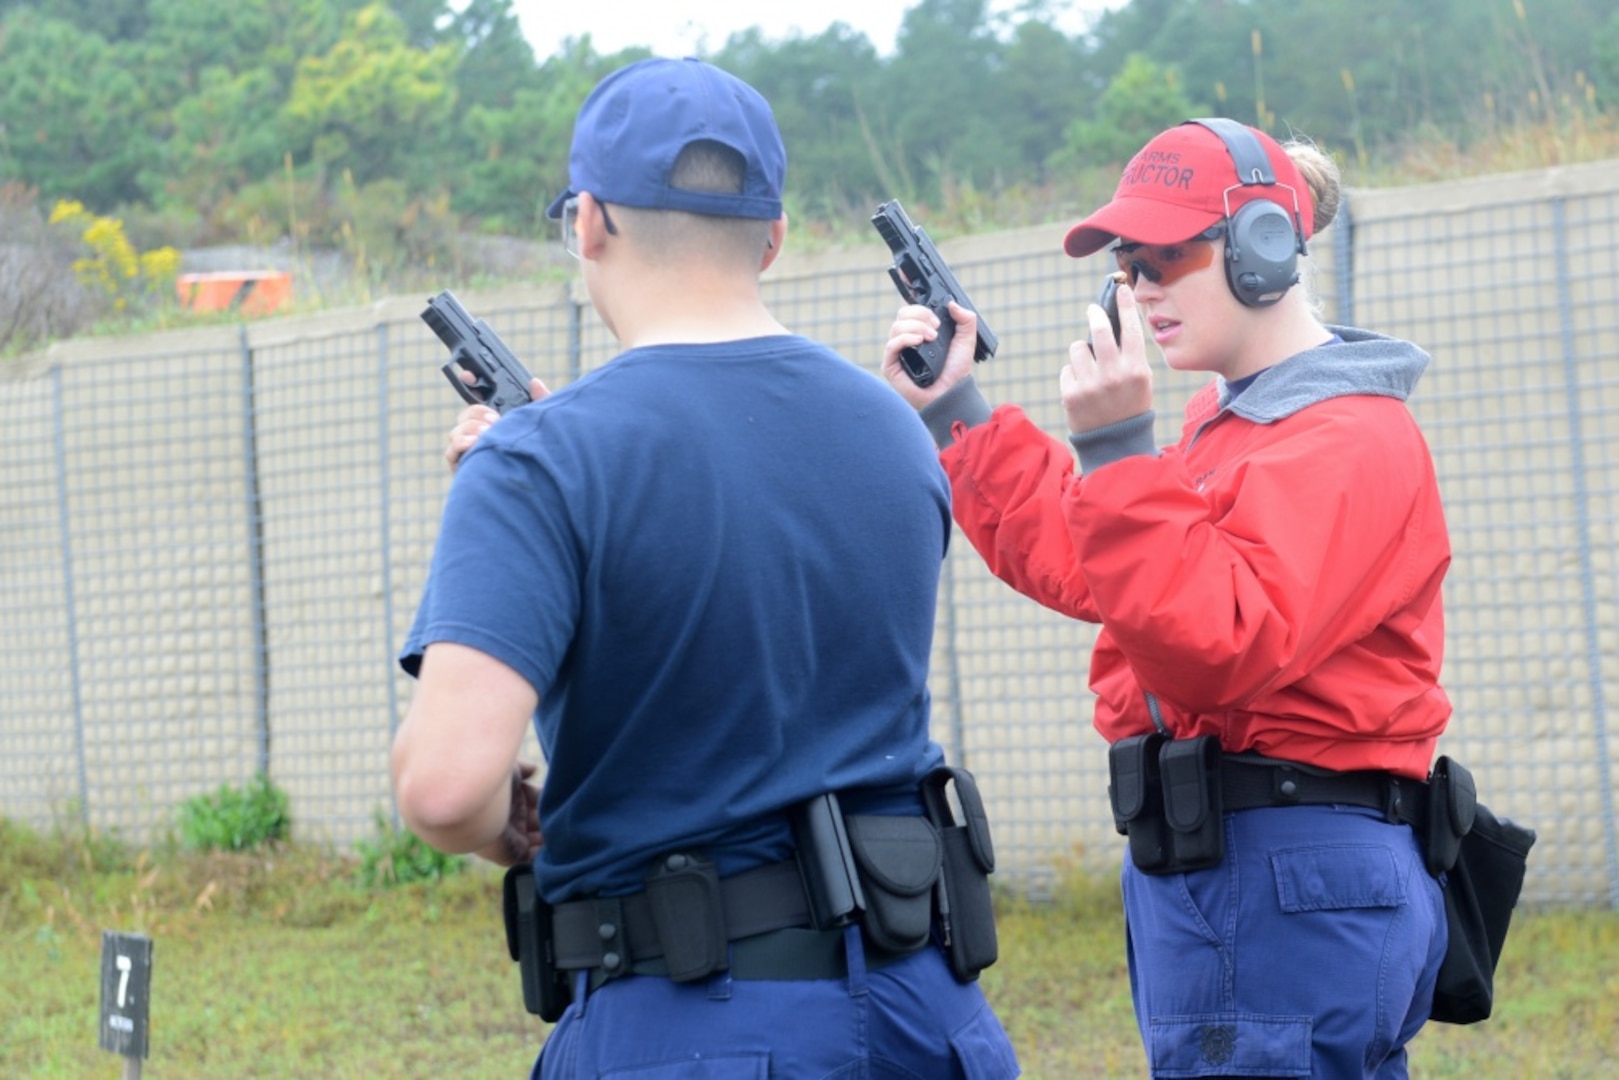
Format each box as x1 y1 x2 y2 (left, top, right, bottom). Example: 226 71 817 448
3 159 1616 908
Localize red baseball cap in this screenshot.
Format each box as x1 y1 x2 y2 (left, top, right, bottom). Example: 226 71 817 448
1063 120 1315 258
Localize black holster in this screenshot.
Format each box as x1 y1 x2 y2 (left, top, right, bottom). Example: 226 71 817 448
502 863 572 1023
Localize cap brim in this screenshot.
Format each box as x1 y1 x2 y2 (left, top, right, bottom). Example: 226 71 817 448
1063 198 1224 258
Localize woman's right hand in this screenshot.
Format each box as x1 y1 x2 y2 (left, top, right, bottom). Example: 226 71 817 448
882 301 980 410
1060 282 1153 434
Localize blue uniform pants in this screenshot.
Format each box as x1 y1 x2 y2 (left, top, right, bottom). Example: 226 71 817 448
534 925 1019 1078
1122 804 1447 1079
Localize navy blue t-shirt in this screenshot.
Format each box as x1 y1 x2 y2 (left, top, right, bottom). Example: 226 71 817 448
401 335 951 900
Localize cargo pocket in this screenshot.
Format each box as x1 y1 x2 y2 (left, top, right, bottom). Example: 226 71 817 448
1148 1014 1311 1078
948 1002 1021 1078
601 1053 770 1078
1272 844 1406 913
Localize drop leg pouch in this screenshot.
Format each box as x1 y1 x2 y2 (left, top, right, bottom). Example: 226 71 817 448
1430 799 1536 1024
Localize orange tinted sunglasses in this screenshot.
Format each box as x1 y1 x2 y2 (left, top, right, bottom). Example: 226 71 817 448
1112 223 1227 287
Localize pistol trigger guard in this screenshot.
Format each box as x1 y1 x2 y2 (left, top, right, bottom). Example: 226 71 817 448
441 362 479 405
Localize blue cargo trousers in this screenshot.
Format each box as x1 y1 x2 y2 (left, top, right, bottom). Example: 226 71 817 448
533 925 1020 1078
1122 804 1447 1079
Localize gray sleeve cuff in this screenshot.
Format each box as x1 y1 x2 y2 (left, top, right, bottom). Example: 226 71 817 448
1068 411 1157 473
918 377 994 449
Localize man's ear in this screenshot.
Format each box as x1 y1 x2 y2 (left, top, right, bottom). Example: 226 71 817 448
760 214 788 271
577 192 613 261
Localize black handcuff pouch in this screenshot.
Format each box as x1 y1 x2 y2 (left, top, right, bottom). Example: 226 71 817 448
845 813 941 953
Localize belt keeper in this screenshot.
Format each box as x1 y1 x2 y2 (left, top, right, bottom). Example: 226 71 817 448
593 896 626 981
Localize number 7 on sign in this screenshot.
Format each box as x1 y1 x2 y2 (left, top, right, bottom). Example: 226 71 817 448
116 955 132 1008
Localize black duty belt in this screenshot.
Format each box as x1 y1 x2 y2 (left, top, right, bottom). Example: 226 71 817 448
550 858 812 974
511 777 999 1013
1219 753 1427 827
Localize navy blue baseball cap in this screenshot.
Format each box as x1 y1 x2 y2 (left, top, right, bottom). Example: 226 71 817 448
544 57 786 222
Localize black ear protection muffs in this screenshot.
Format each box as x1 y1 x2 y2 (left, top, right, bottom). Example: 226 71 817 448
1185 118 1308 307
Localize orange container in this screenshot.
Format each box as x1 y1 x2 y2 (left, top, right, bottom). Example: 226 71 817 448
177 271 293 316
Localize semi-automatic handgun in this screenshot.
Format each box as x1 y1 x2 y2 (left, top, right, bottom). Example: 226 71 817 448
871 200 998 387
421 290 534 414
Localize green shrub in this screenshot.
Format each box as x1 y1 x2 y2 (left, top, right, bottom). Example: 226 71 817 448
177 773 290 853
354 812 467 889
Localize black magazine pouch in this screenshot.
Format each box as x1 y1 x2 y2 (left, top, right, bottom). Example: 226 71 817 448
1159 735 1225 872
502 863 572 1023
845 814 942 952
1430 799 1536 1024
1108 732 1170 872
922 766 999 981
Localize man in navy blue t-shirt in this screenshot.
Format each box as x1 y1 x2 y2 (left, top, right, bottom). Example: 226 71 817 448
391 57 1018 1078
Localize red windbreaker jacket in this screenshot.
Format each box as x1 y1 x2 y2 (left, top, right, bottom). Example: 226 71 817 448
940 328 1450 779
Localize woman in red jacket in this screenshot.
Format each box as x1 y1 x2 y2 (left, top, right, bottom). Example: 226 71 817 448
884 119 1450 1079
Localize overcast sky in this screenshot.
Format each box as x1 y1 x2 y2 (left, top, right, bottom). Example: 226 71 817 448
509 0 1123 61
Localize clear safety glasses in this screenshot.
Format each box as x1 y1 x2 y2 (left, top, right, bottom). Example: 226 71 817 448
558 197 619 259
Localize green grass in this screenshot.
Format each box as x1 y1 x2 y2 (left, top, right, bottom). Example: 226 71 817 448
2 820 1614 1078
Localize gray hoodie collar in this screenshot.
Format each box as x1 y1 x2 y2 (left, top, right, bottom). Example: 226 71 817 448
1220 325 1431 423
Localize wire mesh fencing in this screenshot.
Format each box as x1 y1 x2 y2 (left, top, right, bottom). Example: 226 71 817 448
3 163 1616 908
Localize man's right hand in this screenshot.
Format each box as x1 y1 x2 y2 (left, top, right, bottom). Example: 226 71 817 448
474 760 544 867
445 375 549 471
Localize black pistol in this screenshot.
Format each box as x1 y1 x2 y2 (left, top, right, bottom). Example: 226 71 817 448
421 290 535 414
871 200 997 387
